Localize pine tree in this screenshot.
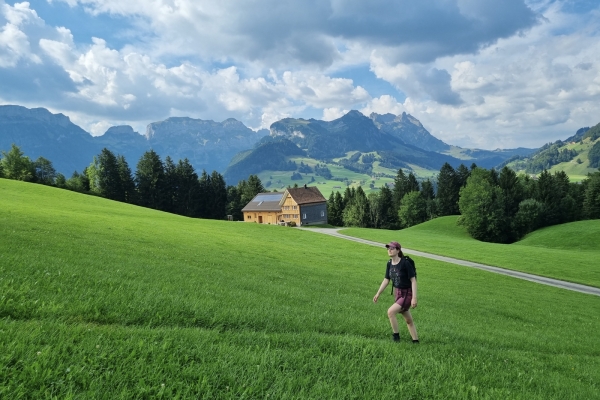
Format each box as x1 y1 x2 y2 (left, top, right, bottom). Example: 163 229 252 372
456 164 470 188
583 172 600 219
327 192 339 226
209 171 228 220
175 159 201 217
392 169 408 209
379 184 398 229
163 156 178 213
226 185 244 221
198 170 212 218
135 150 166 210
96 148 123 201
436 162 459 216
406 172 420 193
117 155 136 204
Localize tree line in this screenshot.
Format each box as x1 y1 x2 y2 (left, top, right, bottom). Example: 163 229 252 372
0 144 265 221
327 162 600 243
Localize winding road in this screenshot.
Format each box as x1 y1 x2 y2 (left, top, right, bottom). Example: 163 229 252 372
299 228 600 297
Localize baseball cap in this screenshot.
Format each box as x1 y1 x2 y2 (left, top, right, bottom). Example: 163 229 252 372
385 241 401 250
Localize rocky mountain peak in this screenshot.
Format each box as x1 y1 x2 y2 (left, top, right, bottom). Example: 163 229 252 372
103 125 142 138
0 105 74 129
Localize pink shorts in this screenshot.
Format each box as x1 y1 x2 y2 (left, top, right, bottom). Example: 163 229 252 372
394 288 413 312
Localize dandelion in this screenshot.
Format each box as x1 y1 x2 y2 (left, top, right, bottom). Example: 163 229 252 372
96 345 100 349
37 351 41 356
161 383 165 388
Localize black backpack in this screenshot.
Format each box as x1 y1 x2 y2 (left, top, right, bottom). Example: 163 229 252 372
389 256 416 294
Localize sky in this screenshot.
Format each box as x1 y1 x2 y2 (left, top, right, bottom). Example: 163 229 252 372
0 0 599 150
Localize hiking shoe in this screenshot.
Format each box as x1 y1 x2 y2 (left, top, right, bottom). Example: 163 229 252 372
392 333 400 342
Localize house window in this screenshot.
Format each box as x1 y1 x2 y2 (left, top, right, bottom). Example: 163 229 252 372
321 211 325 217
247 215 251 219
302 213 307 220
293 206 297 210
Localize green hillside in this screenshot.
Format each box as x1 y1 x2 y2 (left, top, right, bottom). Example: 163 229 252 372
1 180 599 398
258 152 437 195
341 216 600 287
505 129 600 181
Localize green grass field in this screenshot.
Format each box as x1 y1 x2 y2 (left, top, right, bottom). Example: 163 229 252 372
1 179 599 399
340 216 600 288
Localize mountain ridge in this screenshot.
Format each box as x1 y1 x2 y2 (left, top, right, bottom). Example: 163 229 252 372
0 105 553 186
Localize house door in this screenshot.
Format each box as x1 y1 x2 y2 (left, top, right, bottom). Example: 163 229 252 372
258 216 263 223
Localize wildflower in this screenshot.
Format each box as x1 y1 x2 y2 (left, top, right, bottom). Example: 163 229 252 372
37 351 41 356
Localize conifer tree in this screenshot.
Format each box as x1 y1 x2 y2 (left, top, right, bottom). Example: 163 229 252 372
392 169 408 209
117 155 136 204
436 162 459 215
163 156 178 213
406 172 420 193
583 172 600 219
226 185 243 221
94 147 125 201
135 150 166 210
209 171 228 219
175 159 201 217
198 170 212 218
456 164 471 188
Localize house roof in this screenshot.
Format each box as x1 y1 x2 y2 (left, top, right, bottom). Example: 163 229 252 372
280 186 327 206
242 192 285 212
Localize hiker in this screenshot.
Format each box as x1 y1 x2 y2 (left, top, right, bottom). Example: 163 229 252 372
373 241 419 343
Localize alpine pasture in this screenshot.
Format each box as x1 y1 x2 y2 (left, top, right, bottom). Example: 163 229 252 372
1 179 599 399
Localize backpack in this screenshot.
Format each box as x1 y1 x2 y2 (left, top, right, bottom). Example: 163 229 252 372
389 256 416 295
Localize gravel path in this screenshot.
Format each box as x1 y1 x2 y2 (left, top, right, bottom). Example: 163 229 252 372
299 228 600 297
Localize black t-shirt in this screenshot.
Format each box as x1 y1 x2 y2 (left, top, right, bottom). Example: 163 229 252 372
385 257 416 289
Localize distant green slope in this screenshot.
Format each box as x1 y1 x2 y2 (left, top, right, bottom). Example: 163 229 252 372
341 216 600 287
505 122 600 181
518 220 600 251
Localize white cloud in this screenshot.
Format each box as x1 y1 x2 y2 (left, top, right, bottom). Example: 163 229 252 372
0 0 599 150
0 2 43 67
360 95 406 117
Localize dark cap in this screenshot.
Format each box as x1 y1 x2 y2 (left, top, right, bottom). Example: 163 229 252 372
385 241 401 250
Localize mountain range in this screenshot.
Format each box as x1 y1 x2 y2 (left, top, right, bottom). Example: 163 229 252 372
0 104 538 184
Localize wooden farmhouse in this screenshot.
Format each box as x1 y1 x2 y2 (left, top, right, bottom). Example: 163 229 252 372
242 185 328 226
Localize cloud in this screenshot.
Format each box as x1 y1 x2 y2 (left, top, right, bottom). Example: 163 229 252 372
0 0 599 151
370 56 463 105
52 0 540 68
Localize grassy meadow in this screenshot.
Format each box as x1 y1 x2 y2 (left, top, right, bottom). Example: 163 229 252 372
341 216 600 288
1 179 599 399
257 152 440 195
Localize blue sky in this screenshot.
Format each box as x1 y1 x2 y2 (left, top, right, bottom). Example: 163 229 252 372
1 0 599 149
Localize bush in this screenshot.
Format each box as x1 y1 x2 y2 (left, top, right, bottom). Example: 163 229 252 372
287 221 297 227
